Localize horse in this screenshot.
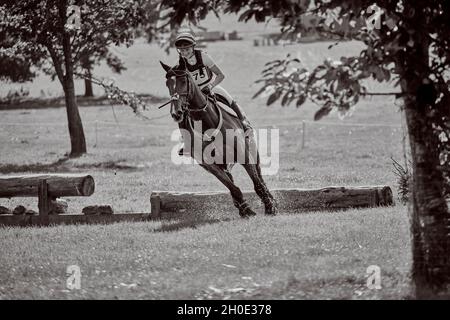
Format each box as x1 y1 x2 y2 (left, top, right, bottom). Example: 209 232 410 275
160 59 277 218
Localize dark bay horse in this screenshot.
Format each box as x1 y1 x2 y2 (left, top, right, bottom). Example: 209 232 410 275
160 59 277 217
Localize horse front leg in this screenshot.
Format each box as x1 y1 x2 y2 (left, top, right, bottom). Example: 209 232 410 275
200 163 256 218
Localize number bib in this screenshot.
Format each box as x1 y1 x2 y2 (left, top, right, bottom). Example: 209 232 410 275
183 50 214 87
190 67 212 87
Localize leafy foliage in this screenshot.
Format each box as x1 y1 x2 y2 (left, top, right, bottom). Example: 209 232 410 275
392 157 411 205
239 1 450 200
158 0 221 28
253 54 371 119
0 86 29 104
75 72 150 120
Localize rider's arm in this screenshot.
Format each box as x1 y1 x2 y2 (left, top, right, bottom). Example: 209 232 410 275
202 52 224 89
208 64 225 88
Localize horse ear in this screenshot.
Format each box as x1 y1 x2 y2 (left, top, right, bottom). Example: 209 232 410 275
160 61 171 73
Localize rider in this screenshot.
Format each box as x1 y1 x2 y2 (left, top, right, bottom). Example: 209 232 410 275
174 27 252 136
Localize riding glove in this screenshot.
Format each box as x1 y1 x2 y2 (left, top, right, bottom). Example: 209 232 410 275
201 84 213 96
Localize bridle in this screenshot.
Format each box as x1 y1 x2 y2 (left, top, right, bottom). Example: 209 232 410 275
167 70 208 117
169 70 190 116
162 67 223 142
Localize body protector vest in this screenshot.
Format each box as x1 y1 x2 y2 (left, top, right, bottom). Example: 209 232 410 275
179 50 213 87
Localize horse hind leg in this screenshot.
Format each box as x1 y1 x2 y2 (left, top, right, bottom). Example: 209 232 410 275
221 166 255 217
256 159 278 215
256 150 277 205
200 164 256 218
243 162 278 216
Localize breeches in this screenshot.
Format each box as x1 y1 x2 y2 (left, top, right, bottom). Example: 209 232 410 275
211 85 234 105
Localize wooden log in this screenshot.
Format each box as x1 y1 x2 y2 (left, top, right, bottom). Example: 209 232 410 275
25 209 38 215
0 206 12 215
0 174 95 198
150 194 161 218
12 205 26 215
0 213 151 227
150 186 394 216
82 205 114 215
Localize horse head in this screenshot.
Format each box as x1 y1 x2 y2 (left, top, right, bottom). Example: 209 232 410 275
160 59 207 123
160 61 189 123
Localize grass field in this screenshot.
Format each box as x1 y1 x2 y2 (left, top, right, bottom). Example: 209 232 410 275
0 31 413 299
0 207 411 299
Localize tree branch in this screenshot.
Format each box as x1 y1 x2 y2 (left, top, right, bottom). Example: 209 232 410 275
361 91 402 96
45 42 64 85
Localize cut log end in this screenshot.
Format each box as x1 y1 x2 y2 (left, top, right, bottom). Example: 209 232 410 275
80 175 95 196
379 186 394 206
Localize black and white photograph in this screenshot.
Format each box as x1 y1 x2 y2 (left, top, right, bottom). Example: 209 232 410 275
0 0 449 303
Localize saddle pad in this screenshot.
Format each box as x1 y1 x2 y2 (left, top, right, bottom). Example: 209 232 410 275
210 94 238 118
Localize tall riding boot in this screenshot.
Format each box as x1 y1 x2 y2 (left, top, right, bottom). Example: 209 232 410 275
230 101 252 131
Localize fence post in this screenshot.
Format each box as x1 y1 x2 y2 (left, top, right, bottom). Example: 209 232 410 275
94 120 98 147
301 120 306 149
38 179 50 226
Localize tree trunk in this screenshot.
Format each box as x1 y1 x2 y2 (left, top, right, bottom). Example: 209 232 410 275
405 100 450 299
63 62 87 157
60 1 86 157
84 70 94 97
400 27 450 298
81 55 94 97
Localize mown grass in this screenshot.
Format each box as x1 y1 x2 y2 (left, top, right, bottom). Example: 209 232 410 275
0 206 411 299
0 33 410 299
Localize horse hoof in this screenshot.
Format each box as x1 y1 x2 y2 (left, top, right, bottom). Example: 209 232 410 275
264 204 278 216
240 207 257 218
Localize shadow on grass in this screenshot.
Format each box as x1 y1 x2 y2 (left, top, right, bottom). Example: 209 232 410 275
153 216 232 233
0 157 143 174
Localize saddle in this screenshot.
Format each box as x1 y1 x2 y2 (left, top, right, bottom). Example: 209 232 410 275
185 92 243 143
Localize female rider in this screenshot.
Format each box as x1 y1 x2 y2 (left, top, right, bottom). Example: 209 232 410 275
174 28 251 133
